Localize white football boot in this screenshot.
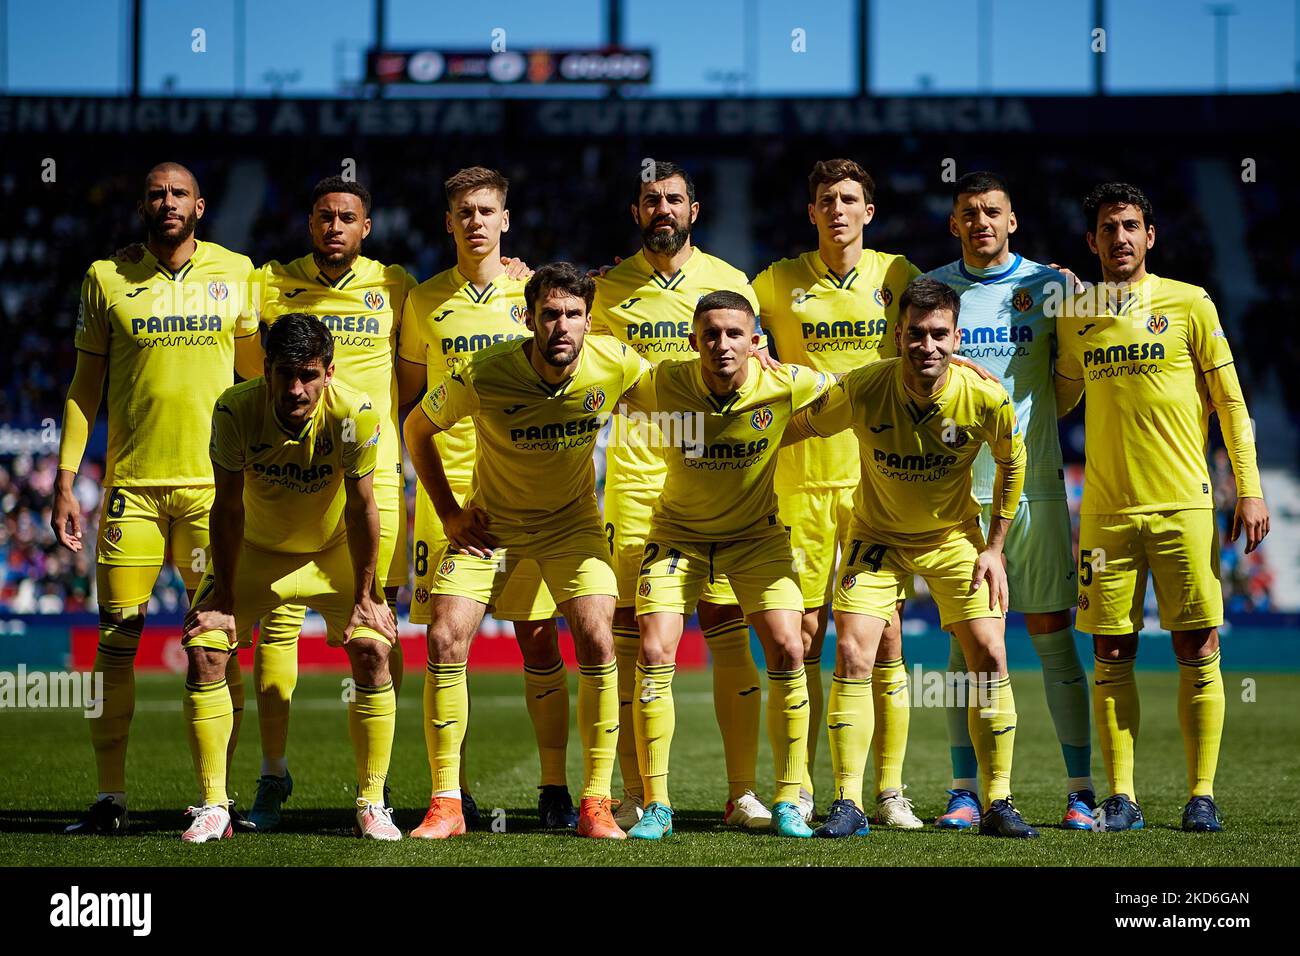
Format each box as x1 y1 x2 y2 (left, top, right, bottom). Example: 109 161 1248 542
355 799 402 841
874 787 925 829
723 790 773 831
182 804 233 843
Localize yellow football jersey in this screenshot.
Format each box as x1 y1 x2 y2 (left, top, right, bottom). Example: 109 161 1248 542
259 255 415 489
74 240 258 487
1055 273 1261 515
755 248 920 493
420 335 648 534
799 359 1026 548
591 248 759 489
624 358 832 542
209 377 380 555
398 268 529 493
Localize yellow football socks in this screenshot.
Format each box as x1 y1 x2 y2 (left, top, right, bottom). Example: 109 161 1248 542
185 676 233 806
424 661 468 794
802 654 824 795
872 658 910 795
633 662 676 807
1177 649 1224 798
524 659 570 787
349 679 395 804
253 604 301 776
89 608 142 794
613 625 642 798
826 673 873 807
577 660 619 799
1093 654 1139 800
970 675 1017 804
704 619 761 799
766 667 810 806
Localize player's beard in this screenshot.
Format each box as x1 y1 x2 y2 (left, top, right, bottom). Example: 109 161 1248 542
542 340 577 367
313 245 359 273
145 208 197 249
642 216 690 256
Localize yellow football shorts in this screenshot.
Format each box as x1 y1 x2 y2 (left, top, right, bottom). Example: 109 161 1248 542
376 478 409 591
95 484 214 606
778 485 855 608
429 514 616 610
411 487 556 624
635 525 804 617
833 521 1002 630
183 540 391 651
605 476 737 609
1076 508 1222 635
256 477 411 635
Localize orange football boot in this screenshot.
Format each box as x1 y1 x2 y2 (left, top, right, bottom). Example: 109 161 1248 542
576 797 626 839
411 796 466 839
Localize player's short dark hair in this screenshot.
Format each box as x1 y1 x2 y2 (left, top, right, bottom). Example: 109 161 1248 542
953 171 1011 205
899 277 961 329
264 313 334 370
311 175 371 216
1083 182 1155 231
444 166 509 207
143 161 201 198
807 159 875 204
524 262 595 315
693 290 755 328
634 160 696 206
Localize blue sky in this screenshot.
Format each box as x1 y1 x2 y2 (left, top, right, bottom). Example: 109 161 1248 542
3 0 1296 96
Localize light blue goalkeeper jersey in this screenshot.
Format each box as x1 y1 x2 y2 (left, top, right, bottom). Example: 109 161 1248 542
925 254 1066 503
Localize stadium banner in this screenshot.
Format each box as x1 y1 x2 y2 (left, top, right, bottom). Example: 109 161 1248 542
367 48 652 85
63 622 711 672
1 93 1294 139
5 614 1290 672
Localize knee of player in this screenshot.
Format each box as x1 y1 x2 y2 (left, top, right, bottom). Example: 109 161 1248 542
637 633 675 666
697 600 744 632
99 604 147 625
346 636 390 674
425 622 468 662
834 639 875 679
1171 628 1218 659
514 620 562 667
186 646 229 683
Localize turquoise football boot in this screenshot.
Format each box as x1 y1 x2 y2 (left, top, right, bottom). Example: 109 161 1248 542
627 801 674 840
771 801 815 837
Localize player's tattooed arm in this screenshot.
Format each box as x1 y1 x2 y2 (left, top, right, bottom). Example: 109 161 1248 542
52 350 108 551
343 471 396 642
183 465 243 648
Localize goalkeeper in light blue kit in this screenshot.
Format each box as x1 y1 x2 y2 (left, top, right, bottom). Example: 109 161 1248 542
924 171 1094 830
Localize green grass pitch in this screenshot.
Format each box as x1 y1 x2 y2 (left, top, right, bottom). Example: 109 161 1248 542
2 670 1297 866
